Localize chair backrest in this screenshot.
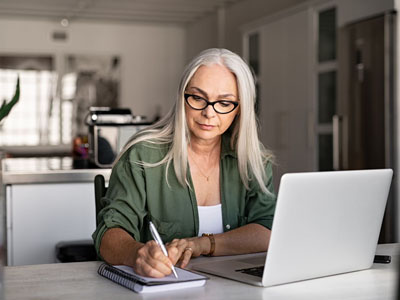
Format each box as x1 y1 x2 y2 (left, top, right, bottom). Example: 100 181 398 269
94 174 107 226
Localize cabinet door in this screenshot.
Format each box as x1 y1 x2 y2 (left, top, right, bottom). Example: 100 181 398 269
259 8 313 185
7 183 96 266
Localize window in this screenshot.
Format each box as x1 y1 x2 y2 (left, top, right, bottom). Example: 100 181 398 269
0 54 121 155
316 7 337 171
0 55 72 148
318 8 337 62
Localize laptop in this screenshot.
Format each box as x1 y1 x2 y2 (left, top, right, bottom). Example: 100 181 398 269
192 169 393 287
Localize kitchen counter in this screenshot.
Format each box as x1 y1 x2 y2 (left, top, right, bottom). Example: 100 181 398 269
1 157 111 184
2 157 111 265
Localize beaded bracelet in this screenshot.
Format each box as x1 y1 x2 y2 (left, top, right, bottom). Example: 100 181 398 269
202 233 215 256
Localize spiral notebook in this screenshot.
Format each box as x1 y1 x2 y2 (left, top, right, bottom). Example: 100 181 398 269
98 263 208 293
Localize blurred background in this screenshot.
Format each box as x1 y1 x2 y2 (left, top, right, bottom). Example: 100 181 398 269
0 0 398 266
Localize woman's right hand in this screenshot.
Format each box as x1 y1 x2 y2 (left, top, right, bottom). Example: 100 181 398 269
100 228 179 278
133 240 178 278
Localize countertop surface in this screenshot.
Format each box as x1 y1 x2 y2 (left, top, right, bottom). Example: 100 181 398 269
4 243 399 300
1 157 111 184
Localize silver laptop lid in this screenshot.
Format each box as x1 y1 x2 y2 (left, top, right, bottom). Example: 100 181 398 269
263 169 393 286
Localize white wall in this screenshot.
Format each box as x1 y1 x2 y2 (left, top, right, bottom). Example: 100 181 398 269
225 0 309 55
0 18 186 120
258 8 313 188
186 0 396 59
185 0 308 60
185 13 218 62
336 0 394 26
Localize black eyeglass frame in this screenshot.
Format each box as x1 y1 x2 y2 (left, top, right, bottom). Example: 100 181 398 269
184 93 239 114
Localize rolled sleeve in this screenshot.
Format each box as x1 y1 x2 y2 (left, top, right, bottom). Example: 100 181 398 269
92 149 147 257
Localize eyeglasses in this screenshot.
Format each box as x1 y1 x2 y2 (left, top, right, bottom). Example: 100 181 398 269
184 93 239 114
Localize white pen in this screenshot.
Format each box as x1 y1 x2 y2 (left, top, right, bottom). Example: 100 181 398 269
149 221 178 278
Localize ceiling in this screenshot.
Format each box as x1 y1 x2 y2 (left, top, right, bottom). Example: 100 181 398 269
0 0 244 25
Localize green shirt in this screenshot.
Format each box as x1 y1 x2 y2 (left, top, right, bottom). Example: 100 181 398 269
92 134 276 254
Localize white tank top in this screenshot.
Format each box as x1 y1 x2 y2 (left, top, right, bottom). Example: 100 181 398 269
197 204 224 236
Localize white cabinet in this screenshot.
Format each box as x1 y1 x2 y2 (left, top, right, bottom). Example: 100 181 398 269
6 182 96 266
244 7 314 186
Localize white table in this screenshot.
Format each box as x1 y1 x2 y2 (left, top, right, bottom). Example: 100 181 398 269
4 243 399 300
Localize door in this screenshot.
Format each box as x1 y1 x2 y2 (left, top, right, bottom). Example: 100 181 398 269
338 13 395 242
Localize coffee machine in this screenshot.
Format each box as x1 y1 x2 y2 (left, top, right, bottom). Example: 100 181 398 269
87 107 151 168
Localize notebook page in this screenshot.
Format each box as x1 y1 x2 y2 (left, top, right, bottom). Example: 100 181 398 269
114 265 206 284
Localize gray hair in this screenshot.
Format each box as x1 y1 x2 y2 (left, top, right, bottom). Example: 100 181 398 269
116 48 273 194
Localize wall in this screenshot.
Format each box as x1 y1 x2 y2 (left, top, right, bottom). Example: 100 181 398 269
336 0 394 26
0 18 186 120
185 13 218 62
185 0 308 60
225 0 309 55
257 8 313 189
186 0 395 59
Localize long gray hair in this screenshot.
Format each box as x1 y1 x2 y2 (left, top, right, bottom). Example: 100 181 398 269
116 48 273 194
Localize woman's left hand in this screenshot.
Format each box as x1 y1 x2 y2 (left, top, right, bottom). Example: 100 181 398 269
166 237 208 268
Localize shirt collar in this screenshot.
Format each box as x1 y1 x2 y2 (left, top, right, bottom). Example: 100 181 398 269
221 131 237 159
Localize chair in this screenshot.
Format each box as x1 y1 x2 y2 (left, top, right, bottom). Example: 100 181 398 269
94 174 107 226
55 174 107 262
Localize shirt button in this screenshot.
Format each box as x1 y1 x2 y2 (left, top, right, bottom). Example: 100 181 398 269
225 224 231 230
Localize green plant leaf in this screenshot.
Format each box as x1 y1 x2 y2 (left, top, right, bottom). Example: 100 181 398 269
0 76 20 122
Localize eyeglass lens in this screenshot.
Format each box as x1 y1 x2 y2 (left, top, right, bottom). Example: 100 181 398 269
186 95 237 114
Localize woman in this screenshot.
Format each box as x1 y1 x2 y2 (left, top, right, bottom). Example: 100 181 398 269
92 48 276 278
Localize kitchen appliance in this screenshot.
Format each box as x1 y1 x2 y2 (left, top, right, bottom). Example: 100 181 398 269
87 107 151 168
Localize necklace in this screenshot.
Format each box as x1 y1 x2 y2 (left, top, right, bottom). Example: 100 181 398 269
188 152 216 182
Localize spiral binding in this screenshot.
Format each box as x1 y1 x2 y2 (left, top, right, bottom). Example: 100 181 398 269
98 263 138 291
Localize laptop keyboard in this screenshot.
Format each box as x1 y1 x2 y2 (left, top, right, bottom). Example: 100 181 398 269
235 266 264 278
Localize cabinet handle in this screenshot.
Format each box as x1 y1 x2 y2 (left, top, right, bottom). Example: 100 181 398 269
356 63 364 83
